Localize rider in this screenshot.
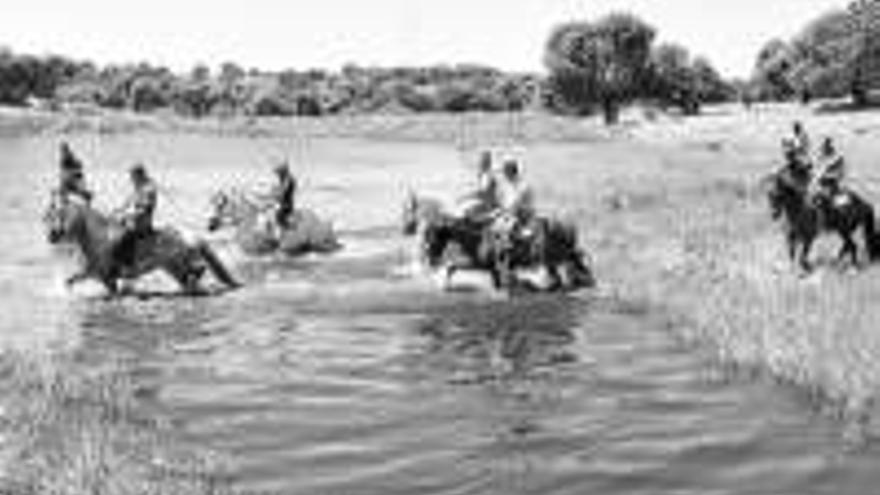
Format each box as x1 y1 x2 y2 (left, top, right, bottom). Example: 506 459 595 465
781 137 812 190
814 137 847 207
271 161 297 230
491 158 537 248
790 121 811 166
110 164 158 275
58 142 92 203
460 150 498 224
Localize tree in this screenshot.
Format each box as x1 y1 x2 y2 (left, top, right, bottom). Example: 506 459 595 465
750 4 880 104
649 42 698 112
544 13 656 124
752 39 795 100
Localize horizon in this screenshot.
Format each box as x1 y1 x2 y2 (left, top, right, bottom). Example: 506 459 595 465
0 0 848 79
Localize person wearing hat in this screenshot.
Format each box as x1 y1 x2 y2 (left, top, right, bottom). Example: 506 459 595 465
110 163 158 274
491 158 536 246
270 161 298 230
57 141 92 203
780 137 811 192
814 137 847 207
790 121 811 166
458 149 498 223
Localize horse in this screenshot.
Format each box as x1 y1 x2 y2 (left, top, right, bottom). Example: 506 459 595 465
44 195 240 296
422 215 595 292
765 168 880 272
400 190 457 266
401 190 450 236
206 189 340 256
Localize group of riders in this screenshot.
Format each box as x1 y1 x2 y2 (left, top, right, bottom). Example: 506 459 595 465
454 150 541 249
54 142 300 277
55 137 544 276
779 120 849 215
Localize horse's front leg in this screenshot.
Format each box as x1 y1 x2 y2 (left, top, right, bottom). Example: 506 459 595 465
838 234 860 269
101 277 119 298
546 264 563 291
444 264 457 290
786 231 798 264
798 237 814 273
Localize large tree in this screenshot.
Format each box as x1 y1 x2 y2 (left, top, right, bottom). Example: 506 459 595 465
544 13 656 124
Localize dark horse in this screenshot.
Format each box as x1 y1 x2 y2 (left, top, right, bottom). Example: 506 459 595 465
766 169 880 271
45 194 240 296
422 215 595 292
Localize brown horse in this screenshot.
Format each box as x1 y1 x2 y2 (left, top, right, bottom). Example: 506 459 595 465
422 215 596 292
766 169 880 271
45 195 240 296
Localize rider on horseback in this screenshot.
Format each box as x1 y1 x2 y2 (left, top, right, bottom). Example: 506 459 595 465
491 158 537 249
458 150 498 224
814 137 847 209
58 142 92 203
780 137 812 192
271 161 297 230
111 164 157 275
790 121 811 167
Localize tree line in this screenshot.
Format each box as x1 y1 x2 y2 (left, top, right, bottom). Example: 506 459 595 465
0 13 738 123
750 0 880 105
542 12 735 123
0 49 544 117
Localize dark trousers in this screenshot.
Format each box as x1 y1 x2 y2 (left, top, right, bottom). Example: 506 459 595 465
276 207 292 229
111 227 151 274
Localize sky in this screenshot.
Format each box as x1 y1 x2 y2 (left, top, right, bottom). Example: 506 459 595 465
0 0 848 78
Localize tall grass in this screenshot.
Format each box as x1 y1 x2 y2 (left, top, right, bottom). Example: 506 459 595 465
0 349 232 495
546 127 880 424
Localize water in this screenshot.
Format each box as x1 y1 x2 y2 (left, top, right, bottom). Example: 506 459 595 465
1 134 878 494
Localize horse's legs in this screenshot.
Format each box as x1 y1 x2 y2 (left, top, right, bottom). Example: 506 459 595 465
169 265 205 296
786 231 798 264
101 277 119 297
570 251 596 289
844 234 860 268
444 265 457 290
546 264 563 291
798 237 814 273
496 252 514 291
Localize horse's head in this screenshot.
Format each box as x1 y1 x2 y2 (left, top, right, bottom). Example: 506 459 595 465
765 170 806 221
43 194 84 244
423 222 452 267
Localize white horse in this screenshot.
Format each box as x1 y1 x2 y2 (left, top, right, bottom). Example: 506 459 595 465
207 188 341 257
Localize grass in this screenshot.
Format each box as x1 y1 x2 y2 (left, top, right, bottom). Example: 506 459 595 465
525 104 880 424
0 349 233 495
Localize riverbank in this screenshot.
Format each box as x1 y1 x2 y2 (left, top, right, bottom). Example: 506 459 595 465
536 102 880 428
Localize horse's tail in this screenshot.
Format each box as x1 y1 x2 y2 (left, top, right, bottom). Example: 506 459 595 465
864 204 880 261
550 217 597 289
196 241 241 289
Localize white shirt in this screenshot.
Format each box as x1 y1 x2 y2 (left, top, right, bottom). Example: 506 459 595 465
497 179 535 219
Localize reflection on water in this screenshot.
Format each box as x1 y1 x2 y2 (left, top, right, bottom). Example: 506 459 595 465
1 134 879 495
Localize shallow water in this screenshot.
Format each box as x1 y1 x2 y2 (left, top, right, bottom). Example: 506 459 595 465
2 134 879 494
